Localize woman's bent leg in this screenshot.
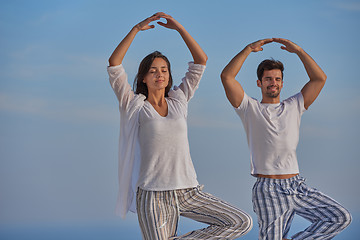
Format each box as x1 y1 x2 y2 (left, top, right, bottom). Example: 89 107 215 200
175 185 252 239
137 188 179 240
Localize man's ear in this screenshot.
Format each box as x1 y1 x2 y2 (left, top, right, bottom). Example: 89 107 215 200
257 79 262 88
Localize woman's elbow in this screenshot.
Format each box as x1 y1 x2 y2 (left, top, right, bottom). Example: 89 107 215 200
196 54 208 65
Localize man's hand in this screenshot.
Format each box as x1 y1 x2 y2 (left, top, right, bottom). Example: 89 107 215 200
248 38 274 52
272 38 326 109
273 38 302 54
220 39 273 108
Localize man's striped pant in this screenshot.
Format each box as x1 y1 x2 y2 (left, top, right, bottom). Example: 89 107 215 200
252 175 352 240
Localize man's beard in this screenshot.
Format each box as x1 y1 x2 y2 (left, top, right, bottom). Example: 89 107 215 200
265 91 280 98
265 85 280 98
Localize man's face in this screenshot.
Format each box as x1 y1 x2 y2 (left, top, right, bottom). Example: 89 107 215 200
257 69 283 98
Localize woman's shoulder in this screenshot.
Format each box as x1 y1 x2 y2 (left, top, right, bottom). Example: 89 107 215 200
167 87 187 103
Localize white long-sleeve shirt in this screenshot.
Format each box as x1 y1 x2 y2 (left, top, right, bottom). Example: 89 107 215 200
107 62 206 218
137 94 198 191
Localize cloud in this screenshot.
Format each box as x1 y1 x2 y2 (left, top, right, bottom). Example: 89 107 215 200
4 43 106 81
0 93 47 114
334 1 360 12
0 92 118 125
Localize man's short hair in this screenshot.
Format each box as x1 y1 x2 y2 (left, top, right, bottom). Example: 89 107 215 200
257 59 284 81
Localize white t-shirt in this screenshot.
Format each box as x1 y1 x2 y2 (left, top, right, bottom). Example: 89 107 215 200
137 95 198 191
235 92 306 176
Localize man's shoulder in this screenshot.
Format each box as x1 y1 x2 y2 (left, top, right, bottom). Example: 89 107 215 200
237 92 260 111
282 92 306 114
283 92 303 104
244 93 260 104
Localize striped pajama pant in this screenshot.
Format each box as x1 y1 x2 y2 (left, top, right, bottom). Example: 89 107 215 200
136 185 253 239
252 175 352 240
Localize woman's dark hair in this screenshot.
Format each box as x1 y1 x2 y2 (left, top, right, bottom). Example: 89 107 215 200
257 59 284 81
134 51 173 98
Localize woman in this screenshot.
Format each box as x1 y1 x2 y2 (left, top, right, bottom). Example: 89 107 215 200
108 12 252 239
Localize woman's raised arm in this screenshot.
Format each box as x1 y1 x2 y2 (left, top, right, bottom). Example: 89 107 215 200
156 12 207 65
108 14 160 66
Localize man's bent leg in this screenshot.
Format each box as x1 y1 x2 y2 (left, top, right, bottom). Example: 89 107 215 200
291 182 351 240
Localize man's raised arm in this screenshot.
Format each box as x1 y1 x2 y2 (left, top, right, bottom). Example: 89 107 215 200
221 39 273 108
273 38 327 109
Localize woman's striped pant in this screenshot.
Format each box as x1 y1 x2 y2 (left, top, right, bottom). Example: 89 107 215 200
136 185 253 239
252 175 352 240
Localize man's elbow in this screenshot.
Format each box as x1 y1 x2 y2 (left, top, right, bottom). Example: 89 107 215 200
322 73 327 83
313 73 327 86
318 73 327 86
220 71 231 84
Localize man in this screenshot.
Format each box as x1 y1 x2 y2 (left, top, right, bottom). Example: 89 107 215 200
220 38 351 240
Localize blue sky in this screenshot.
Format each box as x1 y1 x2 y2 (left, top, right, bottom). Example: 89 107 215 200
1 0 359 238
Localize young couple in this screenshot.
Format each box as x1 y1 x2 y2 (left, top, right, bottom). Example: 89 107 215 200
107 12 351 240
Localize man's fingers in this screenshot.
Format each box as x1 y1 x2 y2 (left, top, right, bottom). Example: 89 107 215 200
262 38 274 44
273 38 291 46
273 37 285 42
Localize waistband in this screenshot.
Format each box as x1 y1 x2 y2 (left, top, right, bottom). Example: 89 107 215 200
138 184 203 194
256 175 305 185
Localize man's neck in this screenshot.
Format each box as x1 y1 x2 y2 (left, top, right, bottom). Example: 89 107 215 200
261 97 280 104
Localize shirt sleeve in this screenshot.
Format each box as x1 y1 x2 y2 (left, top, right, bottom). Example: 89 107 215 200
172 62 206 102
285 92 307 115
107 64 135 111
234 92 250 119
298 92 307 114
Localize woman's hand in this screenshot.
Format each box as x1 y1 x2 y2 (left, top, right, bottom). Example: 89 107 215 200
134 12 182 32
151 12 207 65
134 14 161 31
156 12 183 31
109 14 160 66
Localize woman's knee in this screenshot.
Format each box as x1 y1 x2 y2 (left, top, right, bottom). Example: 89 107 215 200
232 211 253 235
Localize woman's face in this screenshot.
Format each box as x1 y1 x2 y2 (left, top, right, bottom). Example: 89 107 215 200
142 58 170 93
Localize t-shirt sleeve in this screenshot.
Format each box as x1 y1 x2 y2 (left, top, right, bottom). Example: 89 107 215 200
286 92 306 115
234 92 250 118
171 62 206 102
298 92 306 114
